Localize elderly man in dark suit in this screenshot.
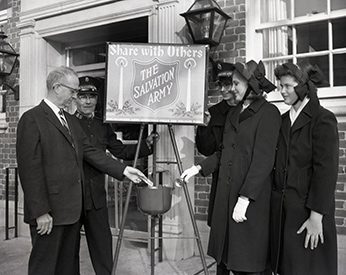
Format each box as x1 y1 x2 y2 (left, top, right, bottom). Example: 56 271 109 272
16 66 148 275
75 76 155 275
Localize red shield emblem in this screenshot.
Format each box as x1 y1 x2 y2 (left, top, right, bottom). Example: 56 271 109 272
132 59 179 111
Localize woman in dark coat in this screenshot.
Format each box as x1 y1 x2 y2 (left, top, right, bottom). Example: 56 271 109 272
271 63 338 275
195 62 236 226
182 60 281 275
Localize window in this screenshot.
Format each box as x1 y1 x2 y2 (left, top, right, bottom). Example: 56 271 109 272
0 0 8 20
249 0 346 101
0 0 8 11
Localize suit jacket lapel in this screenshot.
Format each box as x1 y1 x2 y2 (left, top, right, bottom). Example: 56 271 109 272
39 100 75 146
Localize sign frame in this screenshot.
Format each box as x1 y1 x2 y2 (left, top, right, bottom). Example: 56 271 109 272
104 42 209 125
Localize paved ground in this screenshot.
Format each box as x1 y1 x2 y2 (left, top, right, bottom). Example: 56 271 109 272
0 225 345 275
0 226 217 275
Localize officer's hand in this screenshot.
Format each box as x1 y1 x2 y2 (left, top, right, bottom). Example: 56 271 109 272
146 132 160 148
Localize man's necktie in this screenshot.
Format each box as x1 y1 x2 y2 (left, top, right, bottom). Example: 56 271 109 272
58 109 71 136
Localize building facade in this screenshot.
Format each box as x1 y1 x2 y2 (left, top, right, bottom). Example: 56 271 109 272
0 0 345 261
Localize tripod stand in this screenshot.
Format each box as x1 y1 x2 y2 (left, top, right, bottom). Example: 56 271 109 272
111 123 209 275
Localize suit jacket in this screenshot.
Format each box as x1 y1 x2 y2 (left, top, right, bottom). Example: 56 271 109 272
16 100 127 225
75 114 152 210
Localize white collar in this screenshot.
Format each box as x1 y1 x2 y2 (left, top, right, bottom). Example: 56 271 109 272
43 98 66 124
289 97 310 126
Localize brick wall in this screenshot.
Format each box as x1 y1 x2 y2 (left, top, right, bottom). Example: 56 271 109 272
336 122 346 235
0 0 20 200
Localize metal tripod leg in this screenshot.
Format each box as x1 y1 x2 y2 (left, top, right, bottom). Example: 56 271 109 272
167 124 209 275
112 124 145 275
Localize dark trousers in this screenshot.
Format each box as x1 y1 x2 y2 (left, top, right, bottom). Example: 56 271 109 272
29 221 81 275
217 262 273 275
82 207 113 275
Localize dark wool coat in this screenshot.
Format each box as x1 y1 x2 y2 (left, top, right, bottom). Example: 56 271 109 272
271 96 338 275
195 100 234 226
16 101 126 225
76 114 152 210
199 98 281 272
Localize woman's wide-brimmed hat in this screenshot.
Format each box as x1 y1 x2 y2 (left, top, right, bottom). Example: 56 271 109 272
276 62 328 100
233 60 276 94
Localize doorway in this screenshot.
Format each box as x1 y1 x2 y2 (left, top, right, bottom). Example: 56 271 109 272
47 16 150 241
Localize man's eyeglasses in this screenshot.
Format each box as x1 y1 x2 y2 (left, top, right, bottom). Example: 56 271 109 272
57 83 79 94
77 94 98 101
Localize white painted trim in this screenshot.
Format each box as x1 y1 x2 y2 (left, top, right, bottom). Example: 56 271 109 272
0 7 11 25
255 8 346 31
246 0 262 61
20 0 122 21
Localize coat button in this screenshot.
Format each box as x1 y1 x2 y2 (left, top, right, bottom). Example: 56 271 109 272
229 161 232 166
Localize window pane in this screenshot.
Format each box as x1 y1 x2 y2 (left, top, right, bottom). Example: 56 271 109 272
0 0 8 11
264 59 293 85
295 0 327 17
69 44 106 66
263 27 293 58
331 0 346 11
261 0 291 23
334 53 346 86
297 55 330 87
332 18 346 49
296 22 328 53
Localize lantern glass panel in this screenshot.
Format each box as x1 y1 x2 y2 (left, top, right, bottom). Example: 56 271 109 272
212 11 228 44
0 39 18 75
187 11 213 42
0 41 16 53
0 53 17 74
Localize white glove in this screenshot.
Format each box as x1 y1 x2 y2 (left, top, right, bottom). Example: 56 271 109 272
232 196 250 223
180 165 201 182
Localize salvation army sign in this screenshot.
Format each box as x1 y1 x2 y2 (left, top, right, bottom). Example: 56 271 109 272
132 59 178 111
105 42 208 125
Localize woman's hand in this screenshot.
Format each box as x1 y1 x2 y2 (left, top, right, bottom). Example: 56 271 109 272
232 196 250 223
180 165 201 182
297 210 324 250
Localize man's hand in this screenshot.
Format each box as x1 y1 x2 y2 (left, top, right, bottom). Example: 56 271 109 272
232 196 250 223
297 210 324 250
123 166 146 184
180 165 201 182
36 213 53 235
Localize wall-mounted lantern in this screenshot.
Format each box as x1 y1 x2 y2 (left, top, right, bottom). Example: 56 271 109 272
180 0 231 47
0 26 19 103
